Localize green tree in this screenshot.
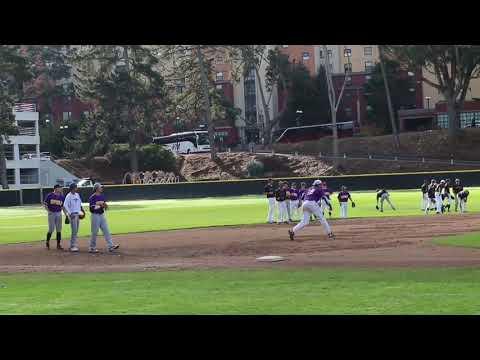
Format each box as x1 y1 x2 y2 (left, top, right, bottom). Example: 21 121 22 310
0 45 32 189
70 45 168 171
364 58 415 133
387 45 480 140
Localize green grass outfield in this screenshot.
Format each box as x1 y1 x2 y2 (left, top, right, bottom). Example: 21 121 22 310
1 268 480 314
434 232 480 248
1 188 478 244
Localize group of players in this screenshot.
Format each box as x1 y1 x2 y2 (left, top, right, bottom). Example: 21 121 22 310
421 178 469 214
43 182 120 253
264 179 359 241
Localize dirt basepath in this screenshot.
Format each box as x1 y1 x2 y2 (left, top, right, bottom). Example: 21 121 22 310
1 214 480 273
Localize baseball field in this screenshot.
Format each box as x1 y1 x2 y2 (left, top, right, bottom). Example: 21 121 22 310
1 188 480 314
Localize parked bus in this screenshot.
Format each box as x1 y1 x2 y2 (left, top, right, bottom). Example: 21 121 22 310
273 121 355 144
152 131 210 154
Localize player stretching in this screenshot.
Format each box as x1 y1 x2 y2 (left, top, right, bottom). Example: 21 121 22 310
264 178 276 224
337 186 355 218
420 179 428 211
43 184 67 250
452 178 463 212
289 182 300 221
275 182 289 224
376 189 396 212
288 180 335 241
458 189 470 213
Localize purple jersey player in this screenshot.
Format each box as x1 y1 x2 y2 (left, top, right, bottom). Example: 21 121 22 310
43 184 66 250
288 180 334 241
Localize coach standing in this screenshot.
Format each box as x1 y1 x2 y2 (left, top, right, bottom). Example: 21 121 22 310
43 184 66 250
89 183 120 253
63 183 83 252
264 178 276 224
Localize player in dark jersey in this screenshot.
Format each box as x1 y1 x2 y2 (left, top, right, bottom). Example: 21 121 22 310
442 179 454 212
376 189 396 212
43 184 66 250
284 182 294 222
264 178 276 224
421 180 428 211
425 179 437 214
452 178 464 212
289 182 300 221
458 189 470 213
337 186 354 218
435 180 445 214
275 182 289 224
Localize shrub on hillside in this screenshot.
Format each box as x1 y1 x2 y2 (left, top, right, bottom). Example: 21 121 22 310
109 144 176 172
247 160 264 177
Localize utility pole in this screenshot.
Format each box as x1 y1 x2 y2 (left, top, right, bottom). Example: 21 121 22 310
323 45 351 169
379 46 400 149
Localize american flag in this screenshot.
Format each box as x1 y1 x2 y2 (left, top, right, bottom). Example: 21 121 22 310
14 103 36 112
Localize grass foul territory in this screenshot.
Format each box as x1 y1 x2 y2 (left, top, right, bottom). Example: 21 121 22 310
0 188 478 245
1 268 480 314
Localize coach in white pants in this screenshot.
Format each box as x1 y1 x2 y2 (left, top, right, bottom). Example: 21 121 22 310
63 183 83 252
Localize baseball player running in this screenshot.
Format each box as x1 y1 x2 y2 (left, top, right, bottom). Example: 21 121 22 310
63 183 84 252
288 180 335 241
264 178 276 224
43 184 67 250
88 183 120 253
337 186 355 218
420 179 428 211
275 182 289 224
452 178 463 212
458 189 470 213
376 188 396 212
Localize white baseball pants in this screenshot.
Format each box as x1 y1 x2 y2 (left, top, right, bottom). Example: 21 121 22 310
267 198 276 223
292 201 332 235
277 201 288 223
435 194 443 213
380 194 395 211
340 202 348 218
421 193 428 211
459 199 467 213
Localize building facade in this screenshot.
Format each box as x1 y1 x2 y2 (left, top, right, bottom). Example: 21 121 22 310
5 104 41 189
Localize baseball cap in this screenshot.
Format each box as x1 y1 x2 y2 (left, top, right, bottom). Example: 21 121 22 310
93 182 103 191
69 183 77 190
53 184 61 189
313 180 322 186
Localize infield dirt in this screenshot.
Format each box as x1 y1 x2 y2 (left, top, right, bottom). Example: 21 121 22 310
1 214 480 273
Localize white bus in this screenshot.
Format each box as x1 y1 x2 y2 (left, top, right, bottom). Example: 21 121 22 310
152 131 211 154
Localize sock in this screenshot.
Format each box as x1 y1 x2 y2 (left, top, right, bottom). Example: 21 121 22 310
46 232 52 242
56 232 61 245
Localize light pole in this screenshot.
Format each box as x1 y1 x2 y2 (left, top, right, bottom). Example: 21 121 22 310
425 96 431 110
295 110 303 127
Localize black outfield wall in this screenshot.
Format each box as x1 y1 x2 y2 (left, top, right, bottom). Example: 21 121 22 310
1 169 480 206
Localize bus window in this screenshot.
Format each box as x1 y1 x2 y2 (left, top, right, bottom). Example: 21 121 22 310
197 132 210 145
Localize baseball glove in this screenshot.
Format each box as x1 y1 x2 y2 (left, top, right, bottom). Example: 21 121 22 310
65 216 70 225
375 205 379 210
352 202 356 208
79 211 85 220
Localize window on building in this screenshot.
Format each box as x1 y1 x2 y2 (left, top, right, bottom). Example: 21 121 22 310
319 50 323 58
328 49 333 57
364 46 373 56
460 112 480 128
437 114 449 128
302 52 310 60
345 107 353 119
20 168 39 185
365 60 374 72
82 111 91 119
7 169 15 185
63 112 71 121
282 45 288 48
216 72 224 81
216 84 223 90
344 63 352 73
344 48 352 57
345 76 352 86
4 144 14 160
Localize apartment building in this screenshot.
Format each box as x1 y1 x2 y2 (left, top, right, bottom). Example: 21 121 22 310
5 103 41 189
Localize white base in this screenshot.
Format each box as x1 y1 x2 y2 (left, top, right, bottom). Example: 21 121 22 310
256 256 286 262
